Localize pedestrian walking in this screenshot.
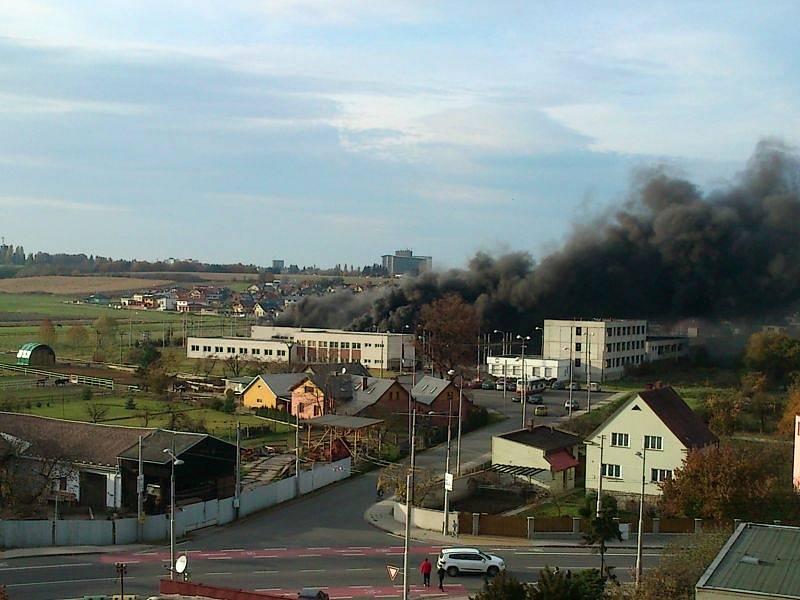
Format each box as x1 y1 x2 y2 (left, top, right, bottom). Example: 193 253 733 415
437 565 446 591
420 557 432 587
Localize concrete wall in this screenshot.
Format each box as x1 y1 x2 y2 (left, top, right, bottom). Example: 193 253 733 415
393 502 459 534
0 458 351 549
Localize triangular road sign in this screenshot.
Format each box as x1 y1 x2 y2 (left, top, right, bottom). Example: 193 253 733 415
386 565 400 581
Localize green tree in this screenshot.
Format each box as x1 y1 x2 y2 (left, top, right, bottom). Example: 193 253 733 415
705 391 743 436
38 319 57 346
579 492 622 576
470 571 529 600
743 332 800 386
222 390 236 413
530 568 605 600
65 324 90 349
81 387 93 402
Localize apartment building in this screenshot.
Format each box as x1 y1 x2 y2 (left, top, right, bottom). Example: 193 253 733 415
645 335 690 362
186 336 296 363
250 325 415 371
542 319 648 382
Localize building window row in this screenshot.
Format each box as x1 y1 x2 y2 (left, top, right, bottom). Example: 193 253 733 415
601 463 622 478
605 355 645 368
606 325 645 337
606 340 644 353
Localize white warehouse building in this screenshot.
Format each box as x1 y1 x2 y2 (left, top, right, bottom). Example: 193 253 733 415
251 325 415 371
486 356 571 381
186 336 296 363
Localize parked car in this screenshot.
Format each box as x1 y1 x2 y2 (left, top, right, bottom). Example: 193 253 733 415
564 398 580 411
588 382 602 392
481 380 496 390
495 379 507 391
534 404 548 416
506 381 517 392
437 547 506 577
467 379 483 389
550 380 567 390
567 382 581 391
526 394 544 405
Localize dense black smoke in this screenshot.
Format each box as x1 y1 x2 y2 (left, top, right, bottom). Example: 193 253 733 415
280 140 800 332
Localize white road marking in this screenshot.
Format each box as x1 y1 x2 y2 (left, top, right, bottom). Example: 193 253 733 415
255 570 278 574
309 547 331 550
299 554 322 557
300 569 325 573
347 568 372 572
222 548 245 552
342 553 365 556
208 556 233 560
8 576 133 588
206 572 232 576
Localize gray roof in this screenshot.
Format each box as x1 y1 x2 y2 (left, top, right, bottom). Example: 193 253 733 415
697 523 800 598
306 362 370 378
411 375 452 405
339 376 398 416
498 427 582 451
225 376 255 384
117 429 209 464
248 373 309 399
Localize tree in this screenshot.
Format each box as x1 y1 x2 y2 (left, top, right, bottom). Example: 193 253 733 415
81 387 93 402
66 324 90 349
418 294 480 376
529 568 604 600
224 354 243 377
470 570 529 600
38 319 57 346
628 532 728 600
741 371 774 433
579 492 621 576
222 390 236 413
743 332 800 386
93 315 118 347
128 342 161 376
85 402 109 423
660 443 777 520
778 379 800 436
705 391 743 436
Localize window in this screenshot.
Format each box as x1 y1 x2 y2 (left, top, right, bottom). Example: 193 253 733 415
252 348 260 355
215 346 223 353
227 347 235 353
644 435 663 450
602 463 622 478
576 326 582 335
277 350 286 356
320 341 328 348
341 342 350 349
190 344 199 351
353 342 361 349
607 328 613 337
330 341 339 348
651 468 672 482
575 342 582 352
611 432 629 447
239 348 248 354
203 345 211 352
605 359 611 368
266 349 273 356
304 385 314 394
574 358 581 367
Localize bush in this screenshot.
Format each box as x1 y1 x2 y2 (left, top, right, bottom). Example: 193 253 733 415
125 396 136 410
81 387 93 402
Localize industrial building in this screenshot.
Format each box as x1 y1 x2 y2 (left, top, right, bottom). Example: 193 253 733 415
186 336 296 363
381 249 432 276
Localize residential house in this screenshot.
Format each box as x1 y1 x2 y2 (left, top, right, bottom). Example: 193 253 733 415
696 522 800 599
492 426 582 493
584 386 717 499
410 375 471 427
240 373 308 411
306 362 370 378
223 376 255 395
0 413 236 513
339 376 411 418
288 374 352 419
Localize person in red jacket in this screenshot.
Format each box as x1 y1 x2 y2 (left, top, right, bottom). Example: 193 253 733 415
420 557 432 587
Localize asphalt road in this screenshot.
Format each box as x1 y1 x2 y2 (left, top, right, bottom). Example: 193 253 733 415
1 386 635 600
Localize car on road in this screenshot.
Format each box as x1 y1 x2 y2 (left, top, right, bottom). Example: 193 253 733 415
436 547 506 577
526 393 544 405
505 381 517 392
550 380 567 390
567 382 581 391
481 380 497 390
534 404 548 416
564 398 580 411
588 382 602 392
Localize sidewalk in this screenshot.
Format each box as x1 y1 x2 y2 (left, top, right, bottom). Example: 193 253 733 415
1 543 152 560
365 500 670 549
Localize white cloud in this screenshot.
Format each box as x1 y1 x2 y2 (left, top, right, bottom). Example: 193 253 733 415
0 92 147 116
0 195 129 212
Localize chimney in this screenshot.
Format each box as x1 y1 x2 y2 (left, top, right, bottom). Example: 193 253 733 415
363 376 369 390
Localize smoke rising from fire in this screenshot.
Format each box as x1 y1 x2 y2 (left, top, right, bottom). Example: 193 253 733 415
280 140 800 332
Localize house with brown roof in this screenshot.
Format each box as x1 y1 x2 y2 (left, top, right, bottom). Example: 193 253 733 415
584 386 717 499
492 426 582 493
0 412 236 513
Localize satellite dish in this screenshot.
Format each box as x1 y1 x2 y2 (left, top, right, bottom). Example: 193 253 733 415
175 555 188 574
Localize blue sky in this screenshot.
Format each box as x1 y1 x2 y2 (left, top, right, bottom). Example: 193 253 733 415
0 1 797 268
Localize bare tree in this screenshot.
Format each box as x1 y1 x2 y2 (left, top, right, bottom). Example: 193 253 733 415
85 403 110 423
224 355 243 377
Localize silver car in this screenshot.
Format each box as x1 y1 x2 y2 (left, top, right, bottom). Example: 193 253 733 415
437 547 506 577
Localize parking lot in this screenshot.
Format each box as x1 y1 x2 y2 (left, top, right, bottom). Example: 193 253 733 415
468 385 615 425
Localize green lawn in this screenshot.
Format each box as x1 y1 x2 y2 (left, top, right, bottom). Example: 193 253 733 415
520 489 587 517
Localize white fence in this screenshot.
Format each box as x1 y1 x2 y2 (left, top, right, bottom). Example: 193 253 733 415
0 458 351 549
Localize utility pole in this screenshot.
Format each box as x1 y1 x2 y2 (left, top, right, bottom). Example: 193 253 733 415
234 422 241 520
442 406 453 535
402 408 417 600
596 435 605 517
456 376 463 476
586 329 592 413
568 326 574 417
635 447 647 587
137 436 144 537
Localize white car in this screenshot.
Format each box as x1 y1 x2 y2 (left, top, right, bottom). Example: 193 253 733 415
436 547 506 577
564 398 580 411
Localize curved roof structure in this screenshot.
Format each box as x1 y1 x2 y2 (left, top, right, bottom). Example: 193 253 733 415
16 342 55 365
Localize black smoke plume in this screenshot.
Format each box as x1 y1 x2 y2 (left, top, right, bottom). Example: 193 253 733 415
280 140 800 332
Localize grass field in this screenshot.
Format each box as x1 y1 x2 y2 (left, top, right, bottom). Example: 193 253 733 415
0 276 173 294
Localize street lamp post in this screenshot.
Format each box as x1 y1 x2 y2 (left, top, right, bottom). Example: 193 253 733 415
163 446 184 580
564 344 574 417
402 408 417 600
517 335 531 427
586 330 594 413
447 370 465 477
635 448 647 587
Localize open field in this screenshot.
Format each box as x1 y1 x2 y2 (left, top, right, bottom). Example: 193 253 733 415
0 275 173 294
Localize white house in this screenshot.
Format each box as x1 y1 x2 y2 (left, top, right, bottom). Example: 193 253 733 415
584 386 717 498
486 355 571 381
492 426 582 493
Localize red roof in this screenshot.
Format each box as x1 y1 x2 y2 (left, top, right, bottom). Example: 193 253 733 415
545 449 580 472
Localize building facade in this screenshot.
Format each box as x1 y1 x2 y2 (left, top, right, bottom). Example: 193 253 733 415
645 335 690 362
186 336 296 363
486 355 571 381
542 319 648 382
381 249 432 276
251 325 415 371
584 387 717 499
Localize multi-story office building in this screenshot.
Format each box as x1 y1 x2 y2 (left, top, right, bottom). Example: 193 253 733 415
381 249 432 276
542 319 648 382
250 325 415 371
